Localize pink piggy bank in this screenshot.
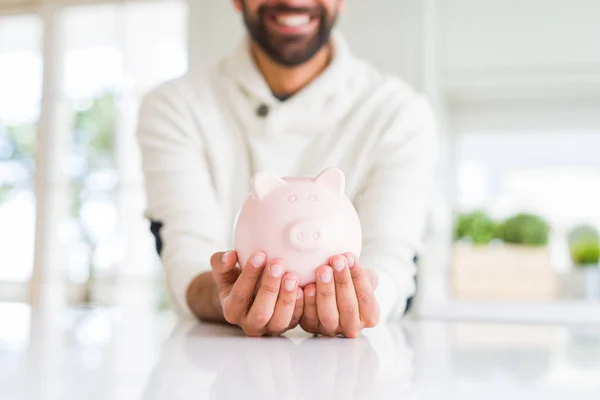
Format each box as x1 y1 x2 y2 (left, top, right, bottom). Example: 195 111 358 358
233 167 362 287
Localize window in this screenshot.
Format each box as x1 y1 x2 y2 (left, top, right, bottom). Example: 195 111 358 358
55 1 188 306
451 130 600 303
1 1 188 309
0 15 42 300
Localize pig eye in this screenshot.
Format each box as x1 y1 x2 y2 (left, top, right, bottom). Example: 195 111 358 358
307 194 317 202
287 195 297 203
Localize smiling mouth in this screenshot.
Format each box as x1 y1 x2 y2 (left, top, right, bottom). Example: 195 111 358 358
264 9 319 33
274 14 312 27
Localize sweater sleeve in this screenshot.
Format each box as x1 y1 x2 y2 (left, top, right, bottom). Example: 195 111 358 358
136 81 227 319
354 94 439 321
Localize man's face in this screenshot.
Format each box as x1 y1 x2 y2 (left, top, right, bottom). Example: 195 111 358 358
235 0 344 67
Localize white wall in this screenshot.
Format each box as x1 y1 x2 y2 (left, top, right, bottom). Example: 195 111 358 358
440 0 600 103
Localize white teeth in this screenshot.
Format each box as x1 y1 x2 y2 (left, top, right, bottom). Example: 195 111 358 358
276 15 310 27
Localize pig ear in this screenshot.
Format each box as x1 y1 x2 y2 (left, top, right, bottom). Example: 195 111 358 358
252 171 287 199
314 167 345 193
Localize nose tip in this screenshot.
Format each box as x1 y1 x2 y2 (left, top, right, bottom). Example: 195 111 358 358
289 220 322 251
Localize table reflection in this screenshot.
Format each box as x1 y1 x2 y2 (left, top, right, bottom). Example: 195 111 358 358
141 322 415 400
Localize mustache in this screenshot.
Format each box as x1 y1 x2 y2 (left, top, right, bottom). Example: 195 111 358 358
259 4 323 17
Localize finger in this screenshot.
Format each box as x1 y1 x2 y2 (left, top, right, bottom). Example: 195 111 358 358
211 251 240 300
347 256 380 328
330 255 360 338
300 283 319 333
222 252 267 324
366 269 379 290
288 288 304 330
265 272 298 335
246 259 286 332
316 265 339 336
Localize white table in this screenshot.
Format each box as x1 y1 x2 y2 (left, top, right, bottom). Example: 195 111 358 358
1 303 600 400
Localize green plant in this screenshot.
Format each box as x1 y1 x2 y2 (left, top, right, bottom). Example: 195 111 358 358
570 239 600 266
454 210 498 245
568 225 600 266
497 213 550 246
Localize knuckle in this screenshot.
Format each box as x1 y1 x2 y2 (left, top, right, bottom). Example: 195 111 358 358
319 315 338 330
322 329 338 337
343 328 361 338
335 274 352 288
230 289 253 305
356 290 373 305
280 295 296 307
249 311 271 328
288 315 301 329
340 305 358 322
261 281 280 294
351 269 364 282
319 288 335 299
266 321 287 335
300 319 316 333
363 311 380 328
222 307 240 324
242 326 262 337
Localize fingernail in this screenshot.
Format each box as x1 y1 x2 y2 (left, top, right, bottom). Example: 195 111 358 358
306 286 316 297
333 258 345 272
252 253 266 268
271 263 284 278
320 268 332 283
346 254 355 268
284 278 296 291
296 289 302 299
221 251 230 264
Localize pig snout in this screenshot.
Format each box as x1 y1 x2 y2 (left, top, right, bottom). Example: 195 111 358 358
288 220 323 252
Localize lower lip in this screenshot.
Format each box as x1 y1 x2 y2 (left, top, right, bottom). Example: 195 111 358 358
266 15 318 35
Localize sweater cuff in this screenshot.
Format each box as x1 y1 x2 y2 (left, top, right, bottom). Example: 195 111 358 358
373 272 405 321
361 255 417 321
165 260 211 319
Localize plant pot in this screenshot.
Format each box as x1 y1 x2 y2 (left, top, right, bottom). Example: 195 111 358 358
563 266 600 301
451 242 559 301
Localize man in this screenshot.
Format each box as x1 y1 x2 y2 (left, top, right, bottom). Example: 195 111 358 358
136 0 438 337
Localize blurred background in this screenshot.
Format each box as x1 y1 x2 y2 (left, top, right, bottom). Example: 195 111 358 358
1 1 600 399
0 0 599 322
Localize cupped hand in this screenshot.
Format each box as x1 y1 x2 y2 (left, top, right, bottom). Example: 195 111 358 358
299 253 380 338
210 250 304 337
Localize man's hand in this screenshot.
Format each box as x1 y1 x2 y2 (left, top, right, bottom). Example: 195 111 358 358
300 253 380 338
210 251 304 337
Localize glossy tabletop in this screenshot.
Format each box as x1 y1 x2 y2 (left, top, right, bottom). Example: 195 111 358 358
1 303 600 400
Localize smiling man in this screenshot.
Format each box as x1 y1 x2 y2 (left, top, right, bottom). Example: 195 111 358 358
136 0 438 337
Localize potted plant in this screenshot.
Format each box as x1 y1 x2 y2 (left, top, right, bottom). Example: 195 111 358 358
567 225 600 301
452 212 558 300
454 210 498 245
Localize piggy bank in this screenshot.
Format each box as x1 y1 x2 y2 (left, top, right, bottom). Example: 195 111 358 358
233 167 362 286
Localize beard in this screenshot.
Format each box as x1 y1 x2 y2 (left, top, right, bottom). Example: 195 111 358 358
240 2 339 67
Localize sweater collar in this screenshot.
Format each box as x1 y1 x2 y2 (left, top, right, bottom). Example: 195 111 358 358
222 29 354 107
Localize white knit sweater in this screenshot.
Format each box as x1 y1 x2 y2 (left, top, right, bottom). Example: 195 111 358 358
136 31 439 321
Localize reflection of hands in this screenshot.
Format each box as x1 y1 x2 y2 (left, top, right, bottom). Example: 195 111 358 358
293 336 380 400
209 335 379 400
142 322 414 400
301 253 380 338
210 336 298 400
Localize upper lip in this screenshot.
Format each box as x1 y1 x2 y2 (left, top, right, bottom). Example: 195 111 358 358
265 8 318 18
